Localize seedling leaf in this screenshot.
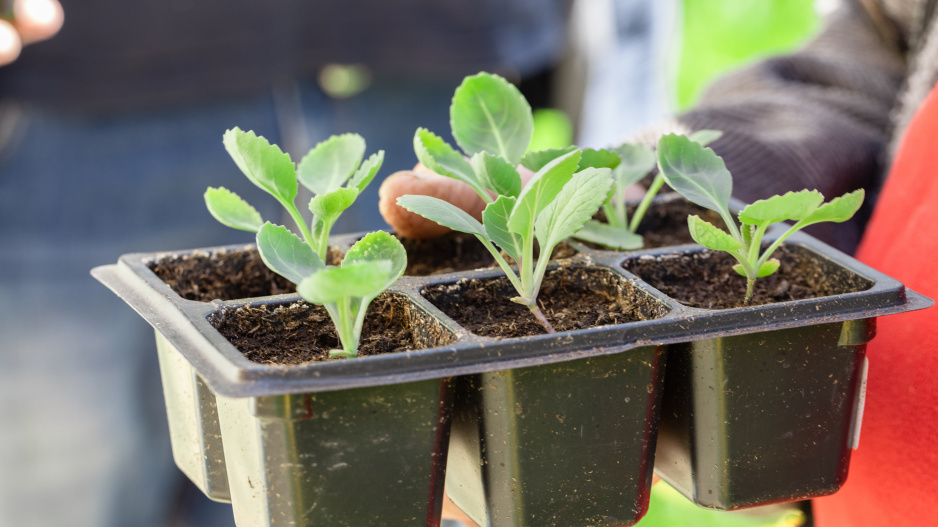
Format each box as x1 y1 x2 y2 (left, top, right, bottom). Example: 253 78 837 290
801 189 865 224
733 259 779 278
613 143 656 189
579 148 621 170
309 187 359 224
508 149 581 235
471 152 522 198
535 167 614 250
342 231 407 293
739 190 823 226
521 147 577 172
575 220 645 250
450 72 533 165
347 151 384 192
482 196 522 261
256 222 324 284
414 128 481 192
297 261 393 305
688 129 723 146
223 127 297 204
204 187 263 232
396 195 487 238
688 215 742 252
657 133 732 214
297 133 366 195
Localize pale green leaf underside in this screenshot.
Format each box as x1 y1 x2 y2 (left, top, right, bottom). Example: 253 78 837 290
297 133 366 195
396 195 487 238
579 148 621 171
657 133 733 214
343 231 407 293
297 261 392 304
347 151 384 192
413 128 480 191
734 259 780 278
223 127 297 204
471 152 522 198
256 222 324 285
739 189 824 226
688 215 742 252
309 187 359 223
204 187 263 232
536 167 614 250
520 146 577 172
688 129 723 147
613 143 656 186
482 196 522 261
575 220 645 250
801 189 865 224
508 149 581 235
450 72 533 166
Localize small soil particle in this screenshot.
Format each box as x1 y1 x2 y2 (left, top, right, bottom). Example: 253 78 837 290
210 294 440 365
624 245 873 309
422 265 668 338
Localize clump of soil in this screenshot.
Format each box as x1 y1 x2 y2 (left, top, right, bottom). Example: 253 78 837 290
624 245 873 309
150 246 343 302
398 232 577 276
422 265 668 339
210 294 447 365
585 195 725 250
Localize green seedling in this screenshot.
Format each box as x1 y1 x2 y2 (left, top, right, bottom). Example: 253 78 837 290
575 129 723 250
656 133 864 304
205 127 384 260
295 231 406 358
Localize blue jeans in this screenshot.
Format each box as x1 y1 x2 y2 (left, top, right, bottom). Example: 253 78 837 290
0 77 454 527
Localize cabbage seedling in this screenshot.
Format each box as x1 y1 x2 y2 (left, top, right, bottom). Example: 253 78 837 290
656 133 864 304
205 127 384 261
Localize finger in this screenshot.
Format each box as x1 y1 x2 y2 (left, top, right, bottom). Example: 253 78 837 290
14 0 63 45
0 20 22 66
378 163 486 239
625 182 647 201
441 491 479 526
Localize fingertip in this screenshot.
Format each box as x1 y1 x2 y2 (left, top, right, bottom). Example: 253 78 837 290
0 20 22 66
14 0 63 45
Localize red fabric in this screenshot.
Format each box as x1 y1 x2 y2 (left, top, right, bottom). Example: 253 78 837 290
813 87 938 525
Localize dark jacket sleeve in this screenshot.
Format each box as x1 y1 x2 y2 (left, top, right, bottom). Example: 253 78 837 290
676 2 907 253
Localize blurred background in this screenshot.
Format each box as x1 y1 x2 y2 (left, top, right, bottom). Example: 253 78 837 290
0 0 837 525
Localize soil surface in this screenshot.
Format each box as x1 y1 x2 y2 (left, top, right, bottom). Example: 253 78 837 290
624 245 873 309
422 264 668 338
586 195 725 250
399 232 577 276
150 246 343 302
210 294 431 365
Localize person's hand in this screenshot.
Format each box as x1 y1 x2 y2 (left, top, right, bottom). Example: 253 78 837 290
0 0 63 66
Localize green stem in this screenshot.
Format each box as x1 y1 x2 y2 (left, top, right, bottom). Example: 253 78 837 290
519 226 535 295
332 296 358 357
603 202 624 229
283 201 316 249
755 220 807 270
745 278 755 305
747 224 768 266
528 303 556 333
475 236 524 293
628 174 665 233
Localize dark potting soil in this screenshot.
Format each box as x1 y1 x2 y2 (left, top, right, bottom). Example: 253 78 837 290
149 246 343 302
400 232 577 276
210 293 452 365
422 264 668 338
585 195 725 250
624 245 873 309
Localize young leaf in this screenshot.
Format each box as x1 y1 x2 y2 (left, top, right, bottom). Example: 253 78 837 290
521 146 577 172
482 196 522 261
223 127 297 204
688 129 723 147
204 187 263 232
613 143 656 188
739 189 824 226
579 148 621 171
657 133 733 215
256 222 324 284
396 195 488 238
342 231 407 293
508 149 581 235
471 152 522 198
450 72 533 165
733 259 779 278
297 133 366 195
413 128 483 195
575 220 645 250
535 167 614 251
800 189 865 225
297 261 393 304
687 215 742 252
309 187 360 224
346 150 384 192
